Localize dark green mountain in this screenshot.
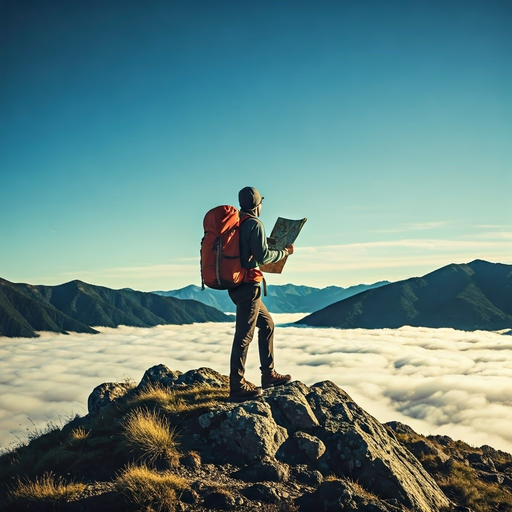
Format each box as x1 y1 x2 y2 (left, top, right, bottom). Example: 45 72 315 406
155 281 389 313
0 278 231 339
297 260 512 331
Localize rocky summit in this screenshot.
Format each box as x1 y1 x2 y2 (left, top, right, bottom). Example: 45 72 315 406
87 366 450 511
2 366 512 512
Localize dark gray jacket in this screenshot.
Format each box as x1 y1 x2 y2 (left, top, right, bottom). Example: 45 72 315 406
239 214 287 270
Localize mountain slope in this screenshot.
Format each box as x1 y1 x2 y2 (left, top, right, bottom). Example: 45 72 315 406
156 281 390 313
0 279 231 338
297 260 512 331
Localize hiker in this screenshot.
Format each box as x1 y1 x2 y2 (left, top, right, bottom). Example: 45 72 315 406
229 186 294 401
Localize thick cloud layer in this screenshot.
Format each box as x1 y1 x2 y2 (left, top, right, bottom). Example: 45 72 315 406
1 316 511 454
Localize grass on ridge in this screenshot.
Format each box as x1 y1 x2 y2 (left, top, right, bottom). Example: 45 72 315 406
129 382 229 414
122 407 179 465
115 463 188 512
7 471 86 504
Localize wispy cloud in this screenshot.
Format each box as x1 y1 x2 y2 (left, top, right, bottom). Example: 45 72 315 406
1 321 511 454
371 221 450 234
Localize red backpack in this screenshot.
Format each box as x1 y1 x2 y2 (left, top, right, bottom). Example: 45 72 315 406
200 205 249 290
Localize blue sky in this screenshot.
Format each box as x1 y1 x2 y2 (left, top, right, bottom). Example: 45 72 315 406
1 0 511 291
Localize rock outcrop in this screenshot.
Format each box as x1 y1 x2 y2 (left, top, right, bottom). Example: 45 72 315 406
87 365 451 511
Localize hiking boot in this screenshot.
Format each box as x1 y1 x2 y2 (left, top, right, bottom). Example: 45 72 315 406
261 370 291 390
229 379 263 402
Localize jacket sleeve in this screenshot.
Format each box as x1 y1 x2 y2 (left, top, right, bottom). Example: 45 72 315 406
248 219 287 265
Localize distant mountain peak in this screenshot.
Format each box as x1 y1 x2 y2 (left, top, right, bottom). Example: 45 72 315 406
0 278 231 338
297 260 512 331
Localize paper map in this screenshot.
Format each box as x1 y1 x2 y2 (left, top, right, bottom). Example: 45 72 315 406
259 217 307 274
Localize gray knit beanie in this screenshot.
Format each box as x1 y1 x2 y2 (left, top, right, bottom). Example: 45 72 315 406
238 187 264 210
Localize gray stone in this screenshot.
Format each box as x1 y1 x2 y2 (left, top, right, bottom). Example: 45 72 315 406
467 452 497 472
294 466 324 487
138 365 228 390
407 439 449 463
177 367 228 387
138 364 183 389
232 458 289 483
87 381 132 416
200 400 288 462
386 421 417 435
294 431 326 461
266 381 320 430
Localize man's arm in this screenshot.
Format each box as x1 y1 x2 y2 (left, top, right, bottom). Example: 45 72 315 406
249 220 289 265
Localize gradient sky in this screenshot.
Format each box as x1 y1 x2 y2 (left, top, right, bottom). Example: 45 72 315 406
1 0 511 291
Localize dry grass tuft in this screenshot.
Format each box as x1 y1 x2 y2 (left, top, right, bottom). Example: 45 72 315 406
130 382 178 409
437 460 512 512
129 382 229 415
68 426 90 447
8 471 85 503
115 463 188 512
122 407 179 464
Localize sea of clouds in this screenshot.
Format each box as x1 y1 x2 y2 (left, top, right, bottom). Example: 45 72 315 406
1 315 511 454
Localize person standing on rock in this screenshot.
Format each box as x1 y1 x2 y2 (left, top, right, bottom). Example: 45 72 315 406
229 186 294 401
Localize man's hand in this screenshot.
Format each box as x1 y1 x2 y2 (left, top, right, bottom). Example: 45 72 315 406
285 244 294 255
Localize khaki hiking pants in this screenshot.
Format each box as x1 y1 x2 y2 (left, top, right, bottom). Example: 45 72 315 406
228 282 275 388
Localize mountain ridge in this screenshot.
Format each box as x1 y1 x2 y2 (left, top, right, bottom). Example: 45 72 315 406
154 281 390 313
297 260 512 331
0 278 231 338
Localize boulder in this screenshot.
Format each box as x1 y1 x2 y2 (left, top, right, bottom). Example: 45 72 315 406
138 365 228 389
198 400 288 462
293 431 326 462
87 381 132 416
138 364 183 388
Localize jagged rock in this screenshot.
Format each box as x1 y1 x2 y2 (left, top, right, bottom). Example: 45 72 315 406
232 458 289 483
386 421 417 435
407 438 450 463
306 381 451 512
138 364 183 388
177 367 229 388
293 431 326 461
87 381 132 416
429 434 454 447
480 472 505 484
198 400 288 462
138 365 228 389
241 483 280 503
467 452 497 472
293 465 324 486
265 381 320 429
